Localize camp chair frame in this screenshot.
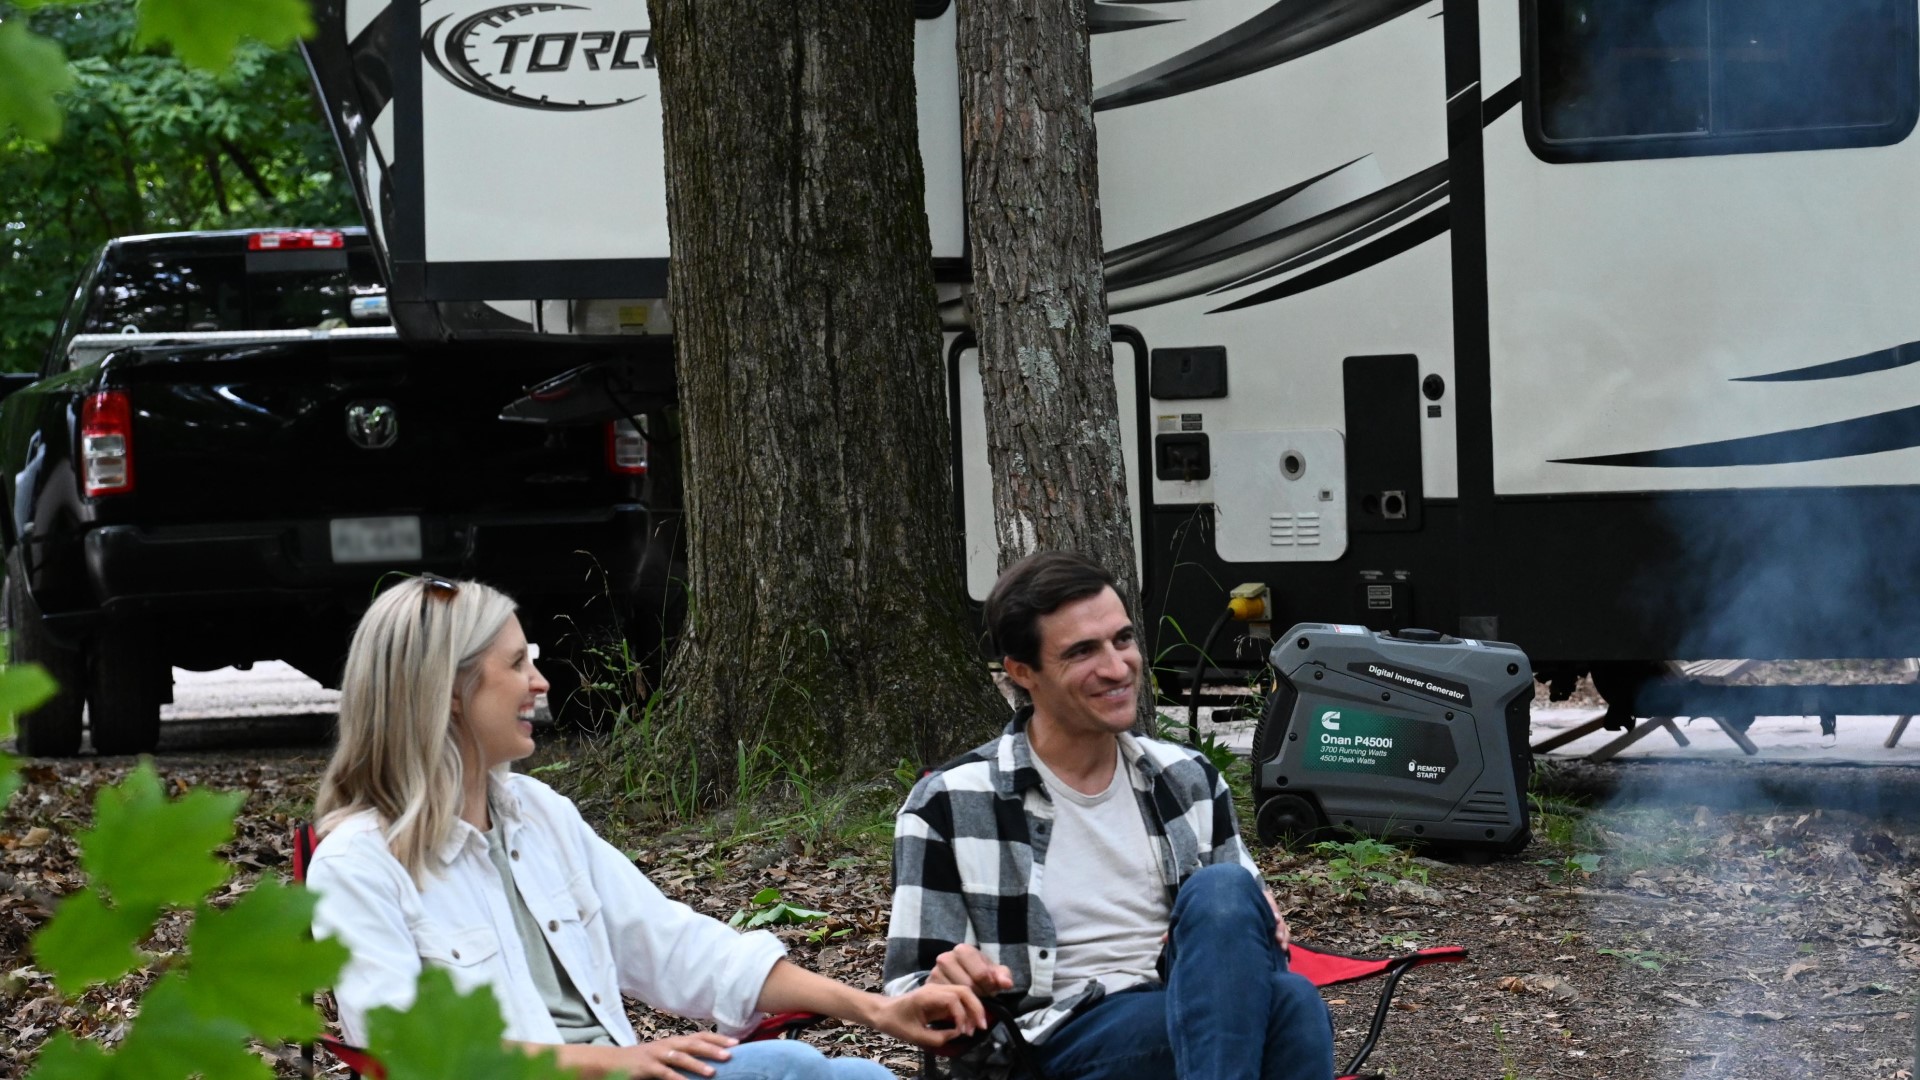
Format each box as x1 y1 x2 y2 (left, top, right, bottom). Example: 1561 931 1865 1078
913 942 1468 1080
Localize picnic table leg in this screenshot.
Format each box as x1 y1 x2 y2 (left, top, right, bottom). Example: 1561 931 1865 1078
1887 715 1913 750
1710 716 1760 755
1531 713 1613 754
1587 717 1682 762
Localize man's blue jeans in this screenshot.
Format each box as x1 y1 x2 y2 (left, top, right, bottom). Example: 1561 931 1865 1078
1030 865 1335 1080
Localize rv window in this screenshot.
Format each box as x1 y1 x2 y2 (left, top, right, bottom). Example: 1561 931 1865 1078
1525 0 1917 162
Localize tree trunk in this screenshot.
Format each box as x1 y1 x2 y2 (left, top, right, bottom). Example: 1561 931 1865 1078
640 0 1005 792
955 0 1149 710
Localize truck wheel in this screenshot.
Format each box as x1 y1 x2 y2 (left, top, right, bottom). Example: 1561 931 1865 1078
3 555 85 757
87 621 162 756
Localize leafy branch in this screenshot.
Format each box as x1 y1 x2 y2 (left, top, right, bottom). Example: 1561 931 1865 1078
1 0 313 142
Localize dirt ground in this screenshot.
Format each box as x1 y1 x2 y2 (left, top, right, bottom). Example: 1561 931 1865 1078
0 746 1915 1080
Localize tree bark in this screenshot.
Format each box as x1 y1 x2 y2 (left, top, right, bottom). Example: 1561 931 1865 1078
956 0 1148 706
639 0 1005 792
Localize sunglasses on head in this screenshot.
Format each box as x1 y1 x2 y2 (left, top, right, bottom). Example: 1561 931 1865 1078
418 575 459 618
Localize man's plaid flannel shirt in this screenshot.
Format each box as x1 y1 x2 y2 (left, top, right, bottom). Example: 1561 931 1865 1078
882 708 1260 1046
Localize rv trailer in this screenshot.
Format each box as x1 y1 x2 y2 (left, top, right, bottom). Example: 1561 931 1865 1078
306 0 1920 721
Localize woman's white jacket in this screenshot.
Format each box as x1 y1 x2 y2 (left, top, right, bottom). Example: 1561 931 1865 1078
308 772 786 1046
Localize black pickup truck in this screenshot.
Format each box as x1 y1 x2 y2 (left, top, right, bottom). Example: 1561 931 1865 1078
0 228 656 755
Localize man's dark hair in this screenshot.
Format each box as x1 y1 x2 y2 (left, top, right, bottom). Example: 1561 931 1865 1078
983 551 1127 668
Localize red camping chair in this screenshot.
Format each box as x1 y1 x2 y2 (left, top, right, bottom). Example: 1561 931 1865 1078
914 941 1467 1080
291 825 824 1079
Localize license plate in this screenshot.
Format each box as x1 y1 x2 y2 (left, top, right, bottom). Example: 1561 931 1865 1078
329 516 423 564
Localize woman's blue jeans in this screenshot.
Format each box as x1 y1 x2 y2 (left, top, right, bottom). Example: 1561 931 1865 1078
679 1038 892 1080
1030 864 1335 1080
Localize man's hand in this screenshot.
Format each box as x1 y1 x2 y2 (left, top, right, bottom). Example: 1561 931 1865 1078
869 982 990 1048
926 943 1014 998
1265 888 1292 950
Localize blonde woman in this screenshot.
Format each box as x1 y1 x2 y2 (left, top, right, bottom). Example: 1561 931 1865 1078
309 576 984 1080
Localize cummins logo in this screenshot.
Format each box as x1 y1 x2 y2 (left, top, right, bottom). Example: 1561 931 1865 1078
423 2 650 111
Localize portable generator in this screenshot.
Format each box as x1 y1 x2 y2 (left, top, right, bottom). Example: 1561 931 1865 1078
1250 623 1534 856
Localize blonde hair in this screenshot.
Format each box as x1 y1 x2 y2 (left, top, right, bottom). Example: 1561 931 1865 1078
314 576 519 884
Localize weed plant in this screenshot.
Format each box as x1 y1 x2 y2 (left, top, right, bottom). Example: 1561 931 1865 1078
534 605 907 861
1272 836 1429 903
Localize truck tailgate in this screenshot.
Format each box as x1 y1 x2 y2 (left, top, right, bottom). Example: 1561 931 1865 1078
95 340 638 526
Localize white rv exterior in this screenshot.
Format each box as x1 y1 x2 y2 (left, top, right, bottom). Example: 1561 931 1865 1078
307 0 1920 680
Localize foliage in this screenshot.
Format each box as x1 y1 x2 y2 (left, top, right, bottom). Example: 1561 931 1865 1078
1541 852 1602 884
1596 945 1688 972
557 610 902 850
364 970 573 1080
727 887 827 930
0 656 57 801
132 0 311 70
1274 836 1428 903
26 762 349 1080
0 0 356 372
0 19 71 141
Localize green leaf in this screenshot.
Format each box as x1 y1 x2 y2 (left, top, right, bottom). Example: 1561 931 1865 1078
365 969 575 1080
24 1031 114 1080
180 879 349 1040
0 662 58 721
744 902 827 929
0 754 19 807
0 21 72 142
749 887 782 905
135 0 315 70
33 889 162 995
81 761 243 910
114 973 268 1080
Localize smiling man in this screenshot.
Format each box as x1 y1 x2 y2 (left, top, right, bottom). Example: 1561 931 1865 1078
883 552 1334 1080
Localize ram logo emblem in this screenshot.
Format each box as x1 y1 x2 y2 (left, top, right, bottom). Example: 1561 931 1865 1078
346 402 399 450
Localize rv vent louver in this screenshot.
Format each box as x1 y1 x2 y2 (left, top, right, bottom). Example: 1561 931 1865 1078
1269 512 1322 547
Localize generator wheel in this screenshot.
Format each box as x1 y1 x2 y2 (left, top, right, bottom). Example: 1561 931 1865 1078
1256 793 1329 850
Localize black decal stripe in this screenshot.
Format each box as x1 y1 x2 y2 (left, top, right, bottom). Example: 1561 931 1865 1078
1206 203 1449 313
1211 165 1447 291
1089 5 1184 33
1556 405 1920 468
1107 162 1447 313
1733 340 1920 382
1094 0 1432 111
1481 77 1519 125
1106 159 1366 287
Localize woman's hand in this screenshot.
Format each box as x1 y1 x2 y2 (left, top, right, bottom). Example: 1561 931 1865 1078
571 1032 739 1079
866 982 989 1049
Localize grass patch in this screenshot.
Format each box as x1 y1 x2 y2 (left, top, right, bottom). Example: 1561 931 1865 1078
1272 836 1429 903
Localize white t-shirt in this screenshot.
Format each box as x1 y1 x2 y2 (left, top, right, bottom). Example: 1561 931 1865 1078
1033 744 1172 1003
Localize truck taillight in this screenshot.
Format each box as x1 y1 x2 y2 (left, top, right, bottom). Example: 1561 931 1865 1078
248 230 345 250
606 419 647 475
81 391 134 496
